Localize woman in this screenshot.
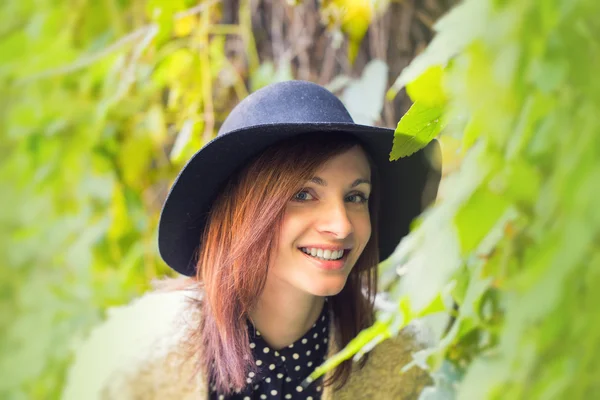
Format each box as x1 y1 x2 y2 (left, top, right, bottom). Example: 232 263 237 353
63 81 441 400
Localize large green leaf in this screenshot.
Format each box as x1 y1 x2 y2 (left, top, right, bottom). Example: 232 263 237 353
390 102 445 160
406 65 447 107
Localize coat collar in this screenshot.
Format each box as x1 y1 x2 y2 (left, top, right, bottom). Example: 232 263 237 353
246 299 330 383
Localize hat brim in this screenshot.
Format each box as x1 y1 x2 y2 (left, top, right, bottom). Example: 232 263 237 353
158 123 441 276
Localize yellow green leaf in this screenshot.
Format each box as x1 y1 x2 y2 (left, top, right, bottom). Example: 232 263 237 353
390 102 445 160
406 65 447 107
454 187 511 255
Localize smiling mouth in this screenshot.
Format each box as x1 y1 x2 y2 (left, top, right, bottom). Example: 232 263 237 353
298 247 350 261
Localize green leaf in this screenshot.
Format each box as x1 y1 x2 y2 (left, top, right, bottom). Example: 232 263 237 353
152 49 195 85
406 65 447 107
305 318 393 384
387 0 488 99
454 188 511 256
390 102 445 160
416 293 449 317
461 116 483 152
145 0 185 46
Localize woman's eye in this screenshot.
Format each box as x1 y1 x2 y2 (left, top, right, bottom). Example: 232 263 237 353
292 190 314 201
346 193 368 204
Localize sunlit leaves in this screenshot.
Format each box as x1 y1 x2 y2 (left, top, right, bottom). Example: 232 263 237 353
153 49 195 85
407 0 600 398
362 0 600 399
0 0 230 398
454 187 511 255
391 102 445 160
406 65 447 107
320 0 375 62
390 65 448 160
146 0 186 45
387 0 489 100
170 119 203 165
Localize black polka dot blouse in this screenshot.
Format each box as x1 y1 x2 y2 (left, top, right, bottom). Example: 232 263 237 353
209 298 330 400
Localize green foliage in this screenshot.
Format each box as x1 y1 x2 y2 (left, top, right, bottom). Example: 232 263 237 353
406 65 447 108
391 66 447 159
321 0 600 398
4 0 599 399
391 101 445 160
0 1 395 398
0 0 253 398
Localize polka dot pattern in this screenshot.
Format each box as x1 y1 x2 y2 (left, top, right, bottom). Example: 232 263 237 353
209 298 330 400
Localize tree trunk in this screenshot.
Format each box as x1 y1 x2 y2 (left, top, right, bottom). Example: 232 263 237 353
220 0 457 127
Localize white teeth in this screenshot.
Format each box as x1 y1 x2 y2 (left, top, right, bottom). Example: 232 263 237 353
300 247 345 261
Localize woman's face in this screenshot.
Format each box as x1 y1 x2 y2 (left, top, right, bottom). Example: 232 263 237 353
268 146 372 297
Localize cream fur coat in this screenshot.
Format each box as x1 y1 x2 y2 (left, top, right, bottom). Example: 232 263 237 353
62 290 432 399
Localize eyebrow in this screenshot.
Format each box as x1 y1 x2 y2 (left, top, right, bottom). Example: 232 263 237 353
309 176 371 188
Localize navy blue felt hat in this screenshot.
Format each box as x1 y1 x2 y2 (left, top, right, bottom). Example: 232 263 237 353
158 80 441 276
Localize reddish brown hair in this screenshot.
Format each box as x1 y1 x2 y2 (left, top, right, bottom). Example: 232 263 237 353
183 133 380 394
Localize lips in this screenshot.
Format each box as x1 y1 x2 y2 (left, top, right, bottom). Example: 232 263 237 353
300 247 345 260
298 247 349 271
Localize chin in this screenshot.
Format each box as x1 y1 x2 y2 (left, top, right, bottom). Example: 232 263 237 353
304 279 347 297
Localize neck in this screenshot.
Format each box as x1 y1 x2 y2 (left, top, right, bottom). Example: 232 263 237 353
248 277 325 350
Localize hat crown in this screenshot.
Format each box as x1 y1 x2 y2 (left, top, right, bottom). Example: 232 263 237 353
218 80 355 136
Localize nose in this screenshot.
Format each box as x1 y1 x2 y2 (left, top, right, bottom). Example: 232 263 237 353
316 199 354 238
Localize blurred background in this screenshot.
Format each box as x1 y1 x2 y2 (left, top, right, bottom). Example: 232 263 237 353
5 0 600 398
0 0 458 398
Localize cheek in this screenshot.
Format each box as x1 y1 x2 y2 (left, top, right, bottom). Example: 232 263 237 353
278 210 307 241
273 214 302 256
